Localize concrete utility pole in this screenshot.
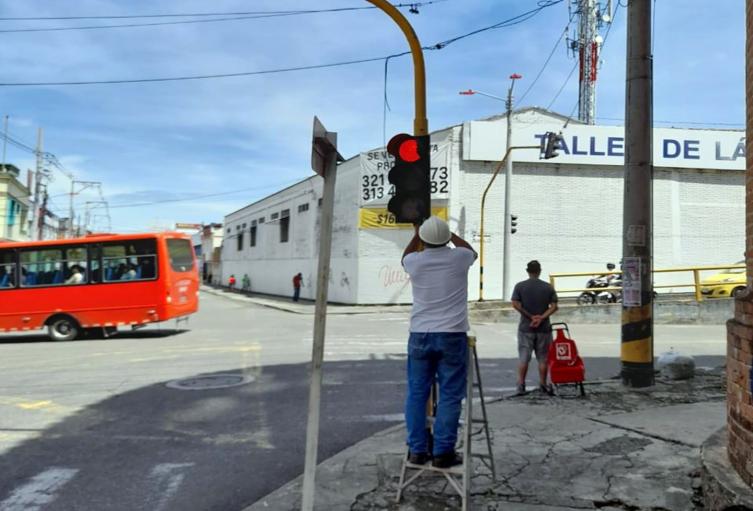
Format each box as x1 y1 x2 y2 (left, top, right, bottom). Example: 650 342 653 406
1 115 8 172
37 188 47 241
621 0 654 388
502 74 521 301
32 128 43 240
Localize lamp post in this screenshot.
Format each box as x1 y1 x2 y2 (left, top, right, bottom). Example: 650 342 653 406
460 73 522 301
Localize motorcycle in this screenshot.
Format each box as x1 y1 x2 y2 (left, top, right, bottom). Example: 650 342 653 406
577 263 621 305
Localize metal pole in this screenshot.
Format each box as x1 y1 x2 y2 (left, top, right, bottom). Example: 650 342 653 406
621 0 654 387
479 145 539 301
502 79 516 301
366 0 427 136
301 149 338 511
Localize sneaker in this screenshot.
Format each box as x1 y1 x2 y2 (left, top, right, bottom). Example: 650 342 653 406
514 384 526 396
408 451 431 465
540 384 554 396
432 451 463 468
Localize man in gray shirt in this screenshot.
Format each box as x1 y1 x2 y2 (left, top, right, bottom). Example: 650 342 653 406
511 260 559 395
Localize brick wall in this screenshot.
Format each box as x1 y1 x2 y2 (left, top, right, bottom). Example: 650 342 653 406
727 0 753 484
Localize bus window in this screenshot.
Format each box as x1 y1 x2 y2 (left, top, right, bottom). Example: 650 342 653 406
102 239 157 282
0 250 15 288
20 246 88 287
167 239 194 272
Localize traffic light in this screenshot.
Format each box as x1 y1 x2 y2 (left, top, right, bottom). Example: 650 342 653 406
510 214 518 234
542 131 564 159
387 133 431 224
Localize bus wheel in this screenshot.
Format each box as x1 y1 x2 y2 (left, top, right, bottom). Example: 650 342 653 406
47 316 80 342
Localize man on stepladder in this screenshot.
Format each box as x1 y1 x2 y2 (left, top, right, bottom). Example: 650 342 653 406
401 216 477 468
511 260 559 396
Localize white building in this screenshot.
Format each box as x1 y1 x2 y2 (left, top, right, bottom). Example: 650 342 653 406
201 223 224 285
221 108 745 304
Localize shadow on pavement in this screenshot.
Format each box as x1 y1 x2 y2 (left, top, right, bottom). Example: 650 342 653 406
0 328 189 345
0 355 726 511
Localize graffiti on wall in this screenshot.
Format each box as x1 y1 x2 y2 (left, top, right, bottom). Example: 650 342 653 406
378 264 410 288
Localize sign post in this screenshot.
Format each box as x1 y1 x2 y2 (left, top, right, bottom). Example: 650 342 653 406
301 116 343 511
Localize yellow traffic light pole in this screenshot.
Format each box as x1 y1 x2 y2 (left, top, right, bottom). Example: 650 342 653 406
367 0 428 136
478 145 540 301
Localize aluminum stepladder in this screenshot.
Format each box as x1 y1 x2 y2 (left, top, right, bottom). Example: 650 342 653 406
395 333 495 510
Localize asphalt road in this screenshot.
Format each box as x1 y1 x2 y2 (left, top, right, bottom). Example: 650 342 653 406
0 292 727 511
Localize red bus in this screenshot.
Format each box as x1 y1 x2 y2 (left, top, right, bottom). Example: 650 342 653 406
0 232 199 341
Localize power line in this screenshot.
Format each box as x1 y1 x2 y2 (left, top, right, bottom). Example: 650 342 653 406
0 1 563 88
0 2 446 21
0 2 449 34
0 55 395 87
517 9 577 106
107 180 304 209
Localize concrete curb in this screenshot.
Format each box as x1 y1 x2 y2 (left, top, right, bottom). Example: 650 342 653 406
241 424 405 511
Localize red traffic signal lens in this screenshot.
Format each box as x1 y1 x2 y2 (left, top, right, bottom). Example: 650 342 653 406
387 133 422 162
398 139 420 162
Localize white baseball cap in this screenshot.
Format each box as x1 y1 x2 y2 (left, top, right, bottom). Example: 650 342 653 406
418 216 451 245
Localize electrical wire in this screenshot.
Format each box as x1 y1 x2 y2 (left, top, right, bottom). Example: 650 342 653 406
0 2 449 34
107 179 304 209
517 9 577 106
0 2 447 21
0 1 562 87
0 55 395 87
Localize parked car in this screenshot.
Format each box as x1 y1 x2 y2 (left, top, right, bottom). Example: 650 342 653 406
700 261 746 299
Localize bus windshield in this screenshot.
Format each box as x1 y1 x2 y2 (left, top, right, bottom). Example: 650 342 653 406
167 238 194 272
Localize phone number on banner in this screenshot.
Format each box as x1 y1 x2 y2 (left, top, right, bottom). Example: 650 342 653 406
359 206 448 229
361 167 449 202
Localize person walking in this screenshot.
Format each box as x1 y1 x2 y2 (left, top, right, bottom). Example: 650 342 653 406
292 272 303 302
511 260 559 396
228 274 236 291
401 216 477 468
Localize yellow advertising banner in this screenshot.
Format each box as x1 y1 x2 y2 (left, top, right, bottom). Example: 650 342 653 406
358 207 448 229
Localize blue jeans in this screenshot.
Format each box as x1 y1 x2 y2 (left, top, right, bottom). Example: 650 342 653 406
405 332 468 456
293 287 300 302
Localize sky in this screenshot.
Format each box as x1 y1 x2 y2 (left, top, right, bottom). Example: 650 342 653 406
0 0 744 232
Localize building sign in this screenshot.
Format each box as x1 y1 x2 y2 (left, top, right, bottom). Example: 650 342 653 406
463 121 745 171
359 131 452 207
175 223 202 230
358 206 448 229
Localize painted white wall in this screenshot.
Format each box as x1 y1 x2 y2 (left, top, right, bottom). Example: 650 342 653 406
219 109 745 304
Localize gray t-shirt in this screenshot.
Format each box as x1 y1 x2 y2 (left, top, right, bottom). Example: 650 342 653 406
511 278 558 333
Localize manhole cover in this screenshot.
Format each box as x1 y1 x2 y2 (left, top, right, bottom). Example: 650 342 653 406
166 374 254 390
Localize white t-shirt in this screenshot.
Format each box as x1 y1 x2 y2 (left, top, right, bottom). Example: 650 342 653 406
402 246 476 333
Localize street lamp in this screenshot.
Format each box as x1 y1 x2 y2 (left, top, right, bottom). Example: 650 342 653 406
460 74 522 301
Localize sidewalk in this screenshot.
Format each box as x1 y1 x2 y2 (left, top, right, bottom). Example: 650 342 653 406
244 369 727 511
200 285 412 315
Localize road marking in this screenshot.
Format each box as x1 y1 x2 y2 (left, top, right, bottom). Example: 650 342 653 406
16 401 53 410
147 462 194 511
0 467 79 511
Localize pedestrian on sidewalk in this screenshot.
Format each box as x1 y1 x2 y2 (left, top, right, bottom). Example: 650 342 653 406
401 216 477 468
228 274 236 291
242 273 251 292
511 260 559 396
292 272 303 302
